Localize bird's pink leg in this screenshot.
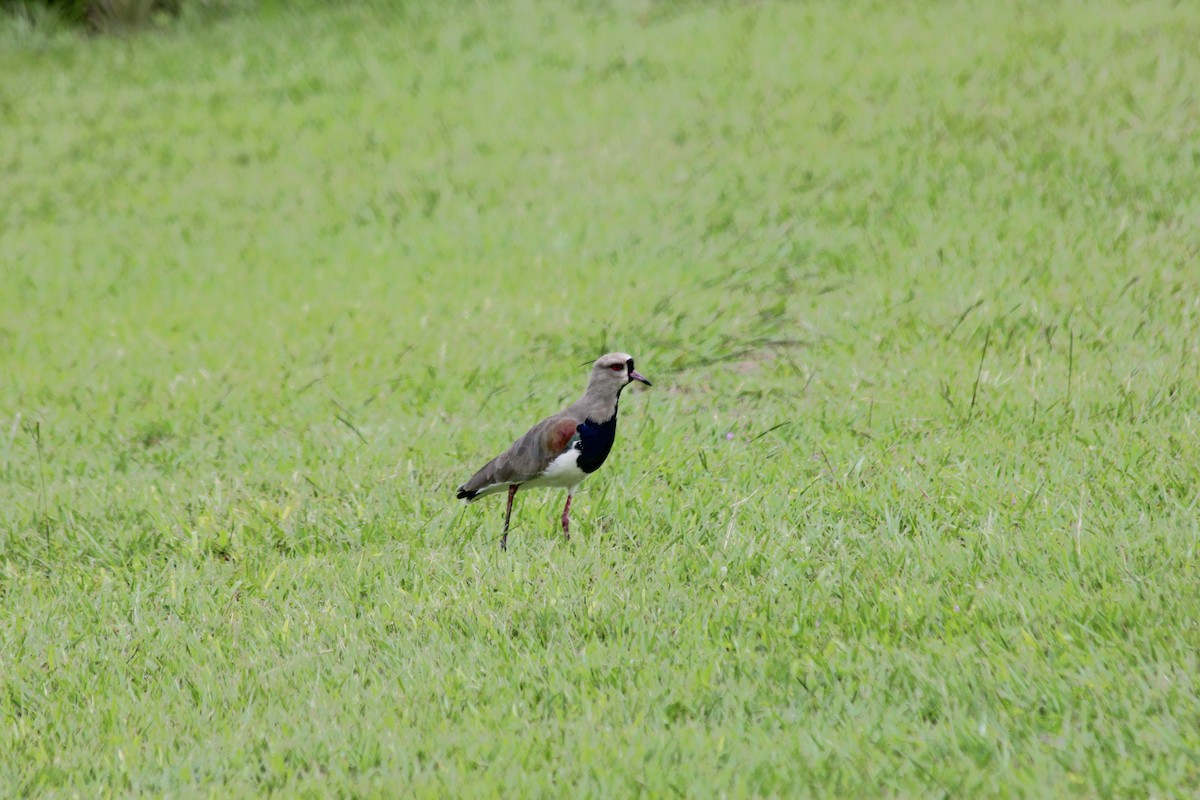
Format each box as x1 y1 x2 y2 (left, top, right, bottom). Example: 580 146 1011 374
501 485 518 551
561 492 572 541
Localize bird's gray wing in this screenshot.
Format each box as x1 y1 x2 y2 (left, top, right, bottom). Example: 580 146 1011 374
456 412 581 499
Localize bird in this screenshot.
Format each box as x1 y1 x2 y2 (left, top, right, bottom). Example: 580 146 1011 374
456 352 652 550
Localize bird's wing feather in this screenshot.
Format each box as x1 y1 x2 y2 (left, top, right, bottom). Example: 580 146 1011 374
457 412 581 497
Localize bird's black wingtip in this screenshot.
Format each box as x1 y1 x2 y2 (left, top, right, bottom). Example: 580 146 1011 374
456 486 476 501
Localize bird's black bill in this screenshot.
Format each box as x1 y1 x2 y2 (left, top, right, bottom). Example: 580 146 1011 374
629 369 652 386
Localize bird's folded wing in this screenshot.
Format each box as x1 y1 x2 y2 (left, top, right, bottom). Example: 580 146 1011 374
458 412 581 494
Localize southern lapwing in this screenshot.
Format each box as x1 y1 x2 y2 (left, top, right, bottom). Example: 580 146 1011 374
456 352 652 550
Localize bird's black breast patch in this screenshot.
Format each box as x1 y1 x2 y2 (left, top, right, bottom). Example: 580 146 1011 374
574 409 618 474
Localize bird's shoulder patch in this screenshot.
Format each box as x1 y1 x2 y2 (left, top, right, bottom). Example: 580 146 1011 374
545 417 581 454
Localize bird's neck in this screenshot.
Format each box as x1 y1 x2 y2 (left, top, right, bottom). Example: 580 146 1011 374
573 390 620 423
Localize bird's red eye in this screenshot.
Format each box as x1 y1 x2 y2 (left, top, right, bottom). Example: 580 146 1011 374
609 364 623 371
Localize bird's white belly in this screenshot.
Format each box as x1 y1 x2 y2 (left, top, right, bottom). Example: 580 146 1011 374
525 448 587 489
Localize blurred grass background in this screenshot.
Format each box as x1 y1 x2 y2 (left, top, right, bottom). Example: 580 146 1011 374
2 0 1199 795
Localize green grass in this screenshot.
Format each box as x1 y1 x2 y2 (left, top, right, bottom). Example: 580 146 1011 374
3 0 1200 795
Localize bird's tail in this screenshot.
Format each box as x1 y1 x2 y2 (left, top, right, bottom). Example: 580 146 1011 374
456 455 505 502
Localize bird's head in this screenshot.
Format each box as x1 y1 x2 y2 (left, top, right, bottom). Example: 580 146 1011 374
588 352 652 395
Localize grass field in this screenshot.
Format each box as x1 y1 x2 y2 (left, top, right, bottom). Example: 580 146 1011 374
3 0 1200 795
